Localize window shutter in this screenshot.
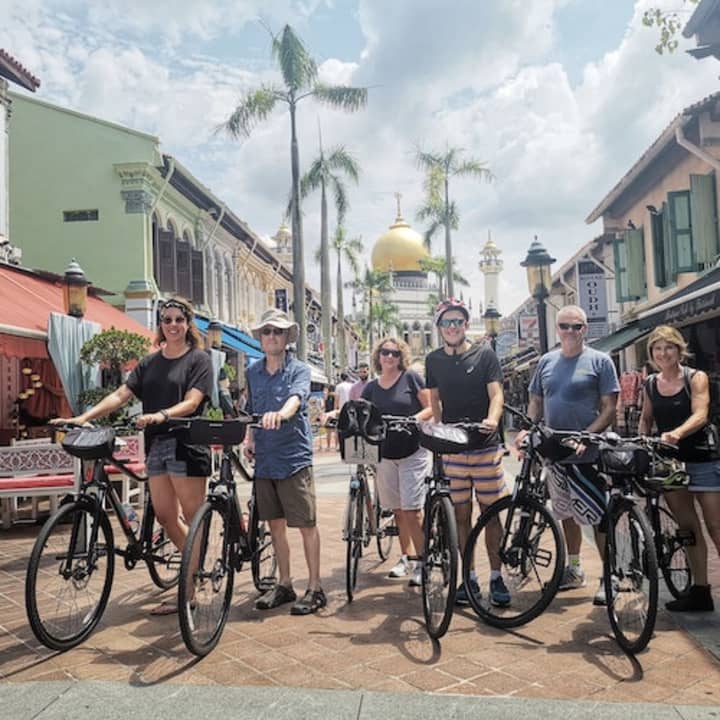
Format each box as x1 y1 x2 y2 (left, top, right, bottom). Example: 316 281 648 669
668 191 695 272
651 211 666 288
690 173 719 268
176 241 191 299
662 201 676 283
613 235 630 301
191 250 204 306
157 230 175 292
626 227 646 300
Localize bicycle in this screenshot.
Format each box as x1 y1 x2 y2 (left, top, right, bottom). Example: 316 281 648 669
340 434 398 602
168 415 277 657
462 404 566 629
25 423 180 651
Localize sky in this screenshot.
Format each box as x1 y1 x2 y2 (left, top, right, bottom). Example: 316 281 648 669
2 0 717 318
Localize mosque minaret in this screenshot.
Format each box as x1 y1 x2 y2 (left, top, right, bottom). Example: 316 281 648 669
478 230 503 315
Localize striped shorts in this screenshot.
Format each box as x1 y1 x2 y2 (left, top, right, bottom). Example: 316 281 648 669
443 445 508 507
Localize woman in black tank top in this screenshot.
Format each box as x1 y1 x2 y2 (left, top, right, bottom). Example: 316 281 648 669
639 325 719 612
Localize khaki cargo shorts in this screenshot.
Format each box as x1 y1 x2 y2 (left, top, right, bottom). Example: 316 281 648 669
254 466 317 528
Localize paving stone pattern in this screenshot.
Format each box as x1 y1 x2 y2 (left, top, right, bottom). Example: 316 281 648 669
0 451 719 705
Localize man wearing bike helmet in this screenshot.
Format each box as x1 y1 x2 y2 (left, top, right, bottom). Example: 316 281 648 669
425 298 510 607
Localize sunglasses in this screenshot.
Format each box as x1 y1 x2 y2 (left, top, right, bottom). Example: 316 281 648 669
438 318 466 328
379 348 401 358
558 322 585 331
261 327 286 336
161 316 186 325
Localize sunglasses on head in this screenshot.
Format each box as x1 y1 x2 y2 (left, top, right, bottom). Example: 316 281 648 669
558 322 584 331
438 318 465 328
261 327 286 336
379 348 401 357
161 316 186 325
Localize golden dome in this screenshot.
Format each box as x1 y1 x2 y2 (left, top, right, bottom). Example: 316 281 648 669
371 214 429 273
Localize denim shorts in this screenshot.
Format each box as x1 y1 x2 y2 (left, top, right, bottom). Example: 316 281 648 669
686 460 720 492
146 436 192 478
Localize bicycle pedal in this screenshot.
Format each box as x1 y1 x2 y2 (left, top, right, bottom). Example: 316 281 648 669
533 547 553 568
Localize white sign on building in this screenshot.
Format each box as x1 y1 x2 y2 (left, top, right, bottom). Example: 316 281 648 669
576 259 608 339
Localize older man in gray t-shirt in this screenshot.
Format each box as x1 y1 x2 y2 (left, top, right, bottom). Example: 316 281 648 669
522 305 619 606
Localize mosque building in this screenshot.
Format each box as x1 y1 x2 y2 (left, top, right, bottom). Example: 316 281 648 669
370 195 438 361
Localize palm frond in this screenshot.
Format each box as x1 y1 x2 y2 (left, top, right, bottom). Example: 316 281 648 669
272 24 317 93
326 146 361 183
415 147 443 170
299 158 325 199
453 159 492 181
313 83 368 112
220 86 282 139
423 220 441 249
452 269 470 286
330 176 349 225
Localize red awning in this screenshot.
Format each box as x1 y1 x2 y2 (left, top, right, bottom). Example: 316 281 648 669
0 265 154 348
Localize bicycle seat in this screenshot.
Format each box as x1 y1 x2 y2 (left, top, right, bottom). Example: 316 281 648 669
61 426 117 460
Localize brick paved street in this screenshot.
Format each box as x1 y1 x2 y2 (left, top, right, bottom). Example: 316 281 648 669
1 451 719 705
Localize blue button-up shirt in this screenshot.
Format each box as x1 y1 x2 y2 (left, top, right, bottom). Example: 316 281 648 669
246 355 313 479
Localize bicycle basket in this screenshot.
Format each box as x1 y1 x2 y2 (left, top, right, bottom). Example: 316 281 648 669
61 426 116 460
176 418 248 446
337 400 385 445
341 435 382 464
418 423 470 454
599 443 650 477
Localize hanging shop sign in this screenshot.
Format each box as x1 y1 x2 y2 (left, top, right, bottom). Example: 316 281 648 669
576 260 609 339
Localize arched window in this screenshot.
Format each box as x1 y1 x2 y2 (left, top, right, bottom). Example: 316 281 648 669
155 217 176 292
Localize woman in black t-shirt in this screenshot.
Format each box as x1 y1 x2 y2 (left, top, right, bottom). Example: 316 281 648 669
639 325 720 612
362 337 432 586
52 296 211 616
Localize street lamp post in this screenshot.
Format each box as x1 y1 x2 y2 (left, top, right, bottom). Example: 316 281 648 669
521 236 555 355
483 305 501 353
62 258 89 318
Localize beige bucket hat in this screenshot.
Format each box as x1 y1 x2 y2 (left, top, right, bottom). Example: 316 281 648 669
250 308 299 344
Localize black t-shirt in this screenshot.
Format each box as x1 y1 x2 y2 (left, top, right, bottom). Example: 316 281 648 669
126 347 211 442
362 370 424 459
425 343 503 423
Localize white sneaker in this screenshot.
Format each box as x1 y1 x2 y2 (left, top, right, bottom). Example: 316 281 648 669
593 578 617 606
388 556 410 578
408 564 422 587
558 565 587 590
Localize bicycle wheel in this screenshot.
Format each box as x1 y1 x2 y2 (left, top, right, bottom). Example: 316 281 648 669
178 501 234 657
422 495 458 639
369 467 394 560
144 501 180 590
605 503 659 655
249 494 277 593
26 501 115 651
345 489 364 602
464 495 565 629
656 504 691 599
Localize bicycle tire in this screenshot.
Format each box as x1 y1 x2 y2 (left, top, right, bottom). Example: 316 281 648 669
464 495 565 629
249 493 277 593
178 501 234 657
655 505 691 599
144 501 180 590
345 489 364 602
422 494 458 639
26 501 115 651
375 500 395 561
604 503 659 655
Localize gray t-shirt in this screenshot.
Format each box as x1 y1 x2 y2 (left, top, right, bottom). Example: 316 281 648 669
528 346 619 431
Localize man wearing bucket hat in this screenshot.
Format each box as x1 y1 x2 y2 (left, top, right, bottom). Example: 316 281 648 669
244 308 326 615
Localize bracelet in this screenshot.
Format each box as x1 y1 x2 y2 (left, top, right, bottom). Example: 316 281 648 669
159 409 170 422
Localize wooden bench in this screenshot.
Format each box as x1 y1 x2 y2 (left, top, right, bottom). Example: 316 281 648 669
0 443 78 529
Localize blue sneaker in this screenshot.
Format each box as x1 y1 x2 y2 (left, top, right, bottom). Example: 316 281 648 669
490 576 511 607
455 578 481 606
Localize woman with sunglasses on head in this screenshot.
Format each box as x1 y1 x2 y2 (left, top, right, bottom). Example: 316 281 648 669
362 337 433 587
639 325 720 612
52 296 211 616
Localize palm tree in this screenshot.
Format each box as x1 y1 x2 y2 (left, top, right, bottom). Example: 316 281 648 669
301 142 360 379
372 301 401 339
331 227 362 370
348 268 393 357
418 255 469 299
221 24 368 360
416 145 492 298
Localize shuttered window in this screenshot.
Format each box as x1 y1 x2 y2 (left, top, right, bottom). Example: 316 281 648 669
176 240 191 299
157 230 175 292
690 173 719 269
191 250 204 306
651 210 667 288
668 191 694 272
613 228 646 302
